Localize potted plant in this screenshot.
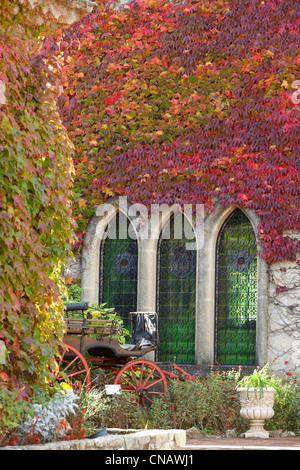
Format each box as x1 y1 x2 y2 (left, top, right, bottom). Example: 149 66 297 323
236 364 278 439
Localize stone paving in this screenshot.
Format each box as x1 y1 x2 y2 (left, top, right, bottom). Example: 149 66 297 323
184 436 300 450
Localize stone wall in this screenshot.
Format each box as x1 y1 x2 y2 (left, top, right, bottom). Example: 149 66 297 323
4 0 96 44
268 258 300 375
2 429 186 451
18 0 95 30
69 200 300 377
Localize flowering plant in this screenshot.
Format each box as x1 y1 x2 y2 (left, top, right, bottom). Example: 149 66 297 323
16 384 79 443
237 364 279 398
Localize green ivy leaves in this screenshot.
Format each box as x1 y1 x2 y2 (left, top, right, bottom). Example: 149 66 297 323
0 26 74 395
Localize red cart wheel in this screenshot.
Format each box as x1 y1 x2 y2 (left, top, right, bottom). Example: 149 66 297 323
113 360 167 407
55 343 91 391
86 357 119 387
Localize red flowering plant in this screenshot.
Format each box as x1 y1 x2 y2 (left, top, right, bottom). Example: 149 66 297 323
23 417 41 446
282 362 300 395
63 407 86 441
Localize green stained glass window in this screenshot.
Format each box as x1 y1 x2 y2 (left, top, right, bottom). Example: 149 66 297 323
215 209 257 365
99 212 138 328
157 214 196 364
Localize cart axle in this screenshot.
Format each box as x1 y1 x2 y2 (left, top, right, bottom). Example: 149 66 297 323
136 387 148 397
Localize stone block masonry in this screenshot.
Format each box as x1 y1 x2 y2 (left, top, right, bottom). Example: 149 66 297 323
1 429 186 451
268 257 300 375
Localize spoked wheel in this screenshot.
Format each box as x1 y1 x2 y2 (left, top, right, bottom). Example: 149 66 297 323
113 359 167 407
86 357 119 387
55 343 91 391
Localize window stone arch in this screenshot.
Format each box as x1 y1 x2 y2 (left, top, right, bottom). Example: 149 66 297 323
99 211 138 327
214 208 257 365
80 201 269 370
81 202 139 314
156 211 197 364
196 204 269 368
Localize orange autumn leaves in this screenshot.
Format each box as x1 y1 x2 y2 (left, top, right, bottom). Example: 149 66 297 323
46 0 300 263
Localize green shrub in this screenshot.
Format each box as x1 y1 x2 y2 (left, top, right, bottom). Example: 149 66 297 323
152 370 243 433
79 387 109 435
0 386 29 446
100 394 146 430
78 369 246 435
80 387 146 432
266 370 300 434
146 396 174 430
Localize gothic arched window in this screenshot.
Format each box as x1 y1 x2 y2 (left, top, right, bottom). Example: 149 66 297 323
99 211 138 328
215 209 257 365
157 213 196 364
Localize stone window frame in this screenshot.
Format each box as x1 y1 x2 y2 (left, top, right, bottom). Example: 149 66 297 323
81 200 269 366
197 203 269 367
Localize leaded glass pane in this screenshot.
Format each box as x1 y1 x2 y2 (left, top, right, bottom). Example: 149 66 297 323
215 209 257 365
99 212 138 328
157 214 196 364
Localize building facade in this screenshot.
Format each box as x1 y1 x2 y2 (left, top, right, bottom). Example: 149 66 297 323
67 198 300 376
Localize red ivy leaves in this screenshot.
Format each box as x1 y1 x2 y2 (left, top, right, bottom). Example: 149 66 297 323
0 27 74 393
45 0 300 263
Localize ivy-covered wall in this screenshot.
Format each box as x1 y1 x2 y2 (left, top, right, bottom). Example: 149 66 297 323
51 0 300 375
0 0 94 396
45 0 300 265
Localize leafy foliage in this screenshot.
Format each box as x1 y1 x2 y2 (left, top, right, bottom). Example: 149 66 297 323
0 385 30 446
237 363 280 397
63 283 130 343
79 368 243 433
44 0 300 263
0 3 75 396
16 386 79 444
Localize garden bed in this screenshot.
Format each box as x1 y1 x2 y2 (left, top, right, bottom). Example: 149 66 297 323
2 364 300 448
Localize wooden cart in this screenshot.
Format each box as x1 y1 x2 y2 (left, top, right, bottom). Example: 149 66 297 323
55 302 195 407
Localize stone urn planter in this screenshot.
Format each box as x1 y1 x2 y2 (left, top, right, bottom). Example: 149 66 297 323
237 386 275 439
236 364 278 438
